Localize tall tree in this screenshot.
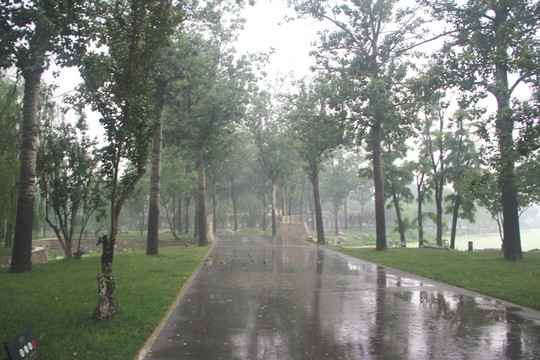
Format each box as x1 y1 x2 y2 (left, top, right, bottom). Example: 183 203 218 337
286 76 349 244
412 154 431 247
320 151 357 236
146 0 221 254
427 0 540 260
165 5 252 245
160 146 196 240
444 111 479 249
249 106 292 236
294 0 429 250
383 155 414 247
220 133 254 231
146 77 167 255
78 0 174 320
1 0 99 273
423 99 450 246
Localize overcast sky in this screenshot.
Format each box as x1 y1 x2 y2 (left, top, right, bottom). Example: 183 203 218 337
235 0 322 80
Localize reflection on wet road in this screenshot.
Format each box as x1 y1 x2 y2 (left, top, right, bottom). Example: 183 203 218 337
144 235 540 359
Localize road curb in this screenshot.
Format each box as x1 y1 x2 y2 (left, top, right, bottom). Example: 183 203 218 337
136 237 217 360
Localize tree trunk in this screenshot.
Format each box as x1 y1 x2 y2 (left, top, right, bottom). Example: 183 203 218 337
494 7 522 260
231 179 238 231
417 184 424 247
281 183 286 218
4 221 13 248
232 198 238 231
271 180 277 236
372 121 386 251
146 124 162 255
434 181 443 246
334 206 339 236
391 183 406 247
178 196 183 236
449 194 461 249
193 203 199 238
93 166 145 321
299 175 305 220
344 198 348 230
184 197 191 234
146 78 167 255
312 169 325 245
11 69 42 273
212 183 218 233
93 235 118 320
196 144 207 246
262 191 267 231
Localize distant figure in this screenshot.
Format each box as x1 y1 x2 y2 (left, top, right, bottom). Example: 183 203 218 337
184 242 189 248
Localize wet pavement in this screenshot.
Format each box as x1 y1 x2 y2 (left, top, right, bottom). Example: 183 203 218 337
141 234 540 359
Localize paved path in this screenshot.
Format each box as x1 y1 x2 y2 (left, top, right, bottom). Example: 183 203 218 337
140 234 540 359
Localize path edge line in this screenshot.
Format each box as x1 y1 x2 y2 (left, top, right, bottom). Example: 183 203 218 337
136 237 218 359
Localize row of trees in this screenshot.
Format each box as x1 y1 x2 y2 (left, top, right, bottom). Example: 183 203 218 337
1 0 539 317
286 0 540 261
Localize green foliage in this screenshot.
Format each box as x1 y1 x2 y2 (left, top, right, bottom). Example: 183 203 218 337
77 0 175 237
0 0 99 72
80 1 173 178
320 150 358 212
286 76 350 183
0 74 21 244
0 246 209 360
36 114 101 257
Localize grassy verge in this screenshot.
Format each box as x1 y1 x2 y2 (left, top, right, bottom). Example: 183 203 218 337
1 246 209 360
339 247 540 311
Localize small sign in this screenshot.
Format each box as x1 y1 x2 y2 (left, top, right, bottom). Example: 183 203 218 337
4 328 42 360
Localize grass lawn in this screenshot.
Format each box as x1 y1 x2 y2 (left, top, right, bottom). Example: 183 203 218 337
0 246 209 360
339 247 540 311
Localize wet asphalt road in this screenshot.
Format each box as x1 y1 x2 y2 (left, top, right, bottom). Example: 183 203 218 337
142 234 540 360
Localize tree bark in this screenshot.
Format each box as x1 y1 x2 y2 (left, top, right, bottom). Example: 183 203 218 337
262 191 267 231
344 198 348 230
417 181 424 248
146 123 162 255
196 143 207 246
271 180 277 236
146 78 167 255
11 69 42 273
184 197 191 234
434 179 444 246
334 206 339 236
231 180 238 231
299 175 305 220
494 7 522 260
449 194 461 250
280 183 286 218
312 169 325 245
391 182 406 247
372 121 386 251
177 196 183 235
193 203 199 238
212 183 218 233
93 235 118 320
